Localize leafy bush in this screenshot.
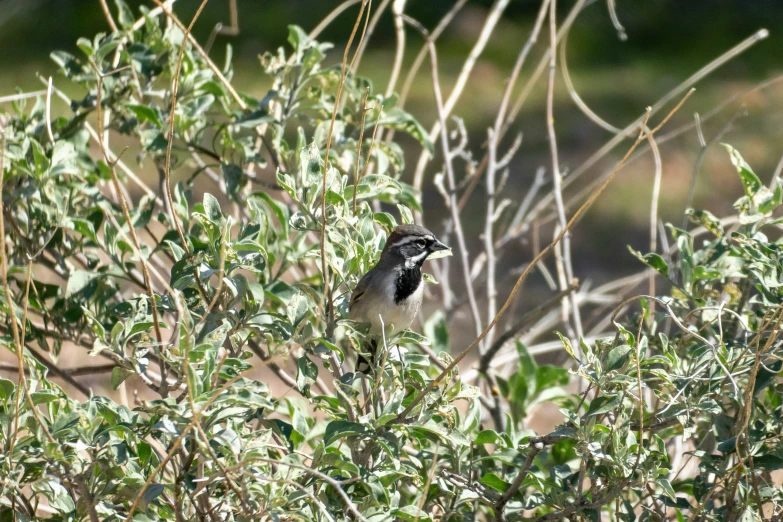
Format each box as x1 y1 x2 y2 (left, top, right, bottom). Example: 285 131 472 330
0 2 781 522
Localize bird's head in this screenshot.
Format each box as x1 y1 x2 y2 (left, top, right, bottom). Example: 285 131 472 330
381 224 450 268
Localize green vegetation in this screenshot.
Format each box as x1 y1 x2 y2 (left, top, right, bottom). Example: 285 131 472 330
0 2 781 521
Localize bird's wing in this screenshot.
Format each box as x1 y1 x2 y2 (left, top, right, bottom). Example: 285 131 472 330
349 273 369 313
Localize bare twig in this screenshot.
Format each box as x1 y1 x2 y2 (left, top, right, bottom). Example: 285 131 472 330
397 0 467 110
478 280 579 376
606 0 626 40
646 132 662 303
163 0 211 250
0 90 48 104
93 67 165 376
309 0 362 39
545 0 584 341
45 77 54 144
98 0 119 33
352 88 369 215
411 0 512 193
461 0 549 215
321 0 370 336
394 90 694 424
681 108 742 230
385 0 407 98
404 17 484 348
521 28 769 230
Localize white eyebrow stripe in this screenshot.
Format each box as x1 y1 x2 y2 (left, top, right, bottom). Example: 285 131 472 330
389 234 436 249
389 235 422 248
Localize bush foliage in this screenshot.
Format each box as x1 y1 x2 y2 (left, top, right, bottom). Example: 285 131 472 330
0 2 781 522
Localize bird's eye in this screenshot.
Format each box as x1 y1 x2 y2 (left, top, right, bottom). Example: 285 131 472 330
415 239 427 249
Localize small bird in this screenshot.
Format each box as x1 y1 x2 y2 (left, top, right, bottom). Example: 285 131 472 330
349 224 448 370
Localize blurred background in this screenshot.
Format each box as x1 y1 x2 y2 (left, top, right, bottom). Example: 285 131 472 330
1 0 780 288
0 0 782 406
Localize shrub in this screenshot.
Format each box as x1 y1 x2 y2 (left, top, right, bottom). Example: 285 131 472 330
0 2 780 522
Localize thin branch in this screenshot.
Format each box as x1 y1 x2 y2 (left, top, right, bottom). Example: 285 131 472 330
352 88 370 215
321 0 370 337
646 131 662 303
309 0 362 39
546 0 584 341
411 0 512 193
0 90 48 104
385 0 407 98
397 0 467 110
247 339 330 396
520 28 769 230
394 90 694 423
24 343 92 398
161 0 211 260
681 108 742 230
0 126 57 447
478 279 578 375
606 0 626 40
495 448 540 521
98 0 119 32
92 67 165 368
45 77 54 144
127 355 283 518
404 17 484 348
349 0 388 77
204 457 371 522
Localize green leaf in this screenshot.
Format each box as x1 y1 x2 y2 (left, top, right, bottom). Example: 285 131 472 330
376 106 434 154
323 420 369 446
657 478 676 500
397 204 414 225
753 455 783 471
718 437 736 454
723 143 762 198
111 367 134 390
693 266 722 281
605 344 632 372
114 0 135 29
479 473 510 493
183 94 214 118
586 395 622 417
474 429 501 445
754 360 781 394
287 25 309 53
65 270 101 298
170 257 196 290
139 484 165 509
222 163 244 200
555 332 577 361
535 365 569 391
31 390 60 405
686 208 724 237
132 193 156 229
126 103 163 128
392 505 432 522
516 342 538 381
295 356 318 397
0 378 15 400
203 193 223 223
627 246 669 277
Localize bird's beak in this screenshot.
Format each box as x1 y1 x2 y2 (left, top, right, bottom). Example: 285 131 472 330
427 239 452 259
431 239 449 252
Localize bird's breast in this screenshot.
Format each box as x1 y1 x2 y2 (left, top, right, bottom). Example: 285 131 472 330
394 266 422 304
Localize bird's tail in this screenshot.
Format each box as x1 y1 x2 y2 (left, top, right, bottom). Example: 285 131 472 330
355 338 377 374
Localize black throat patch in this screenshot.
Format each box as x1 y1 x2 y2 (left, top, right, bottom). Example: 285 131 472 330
394 266 422 305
